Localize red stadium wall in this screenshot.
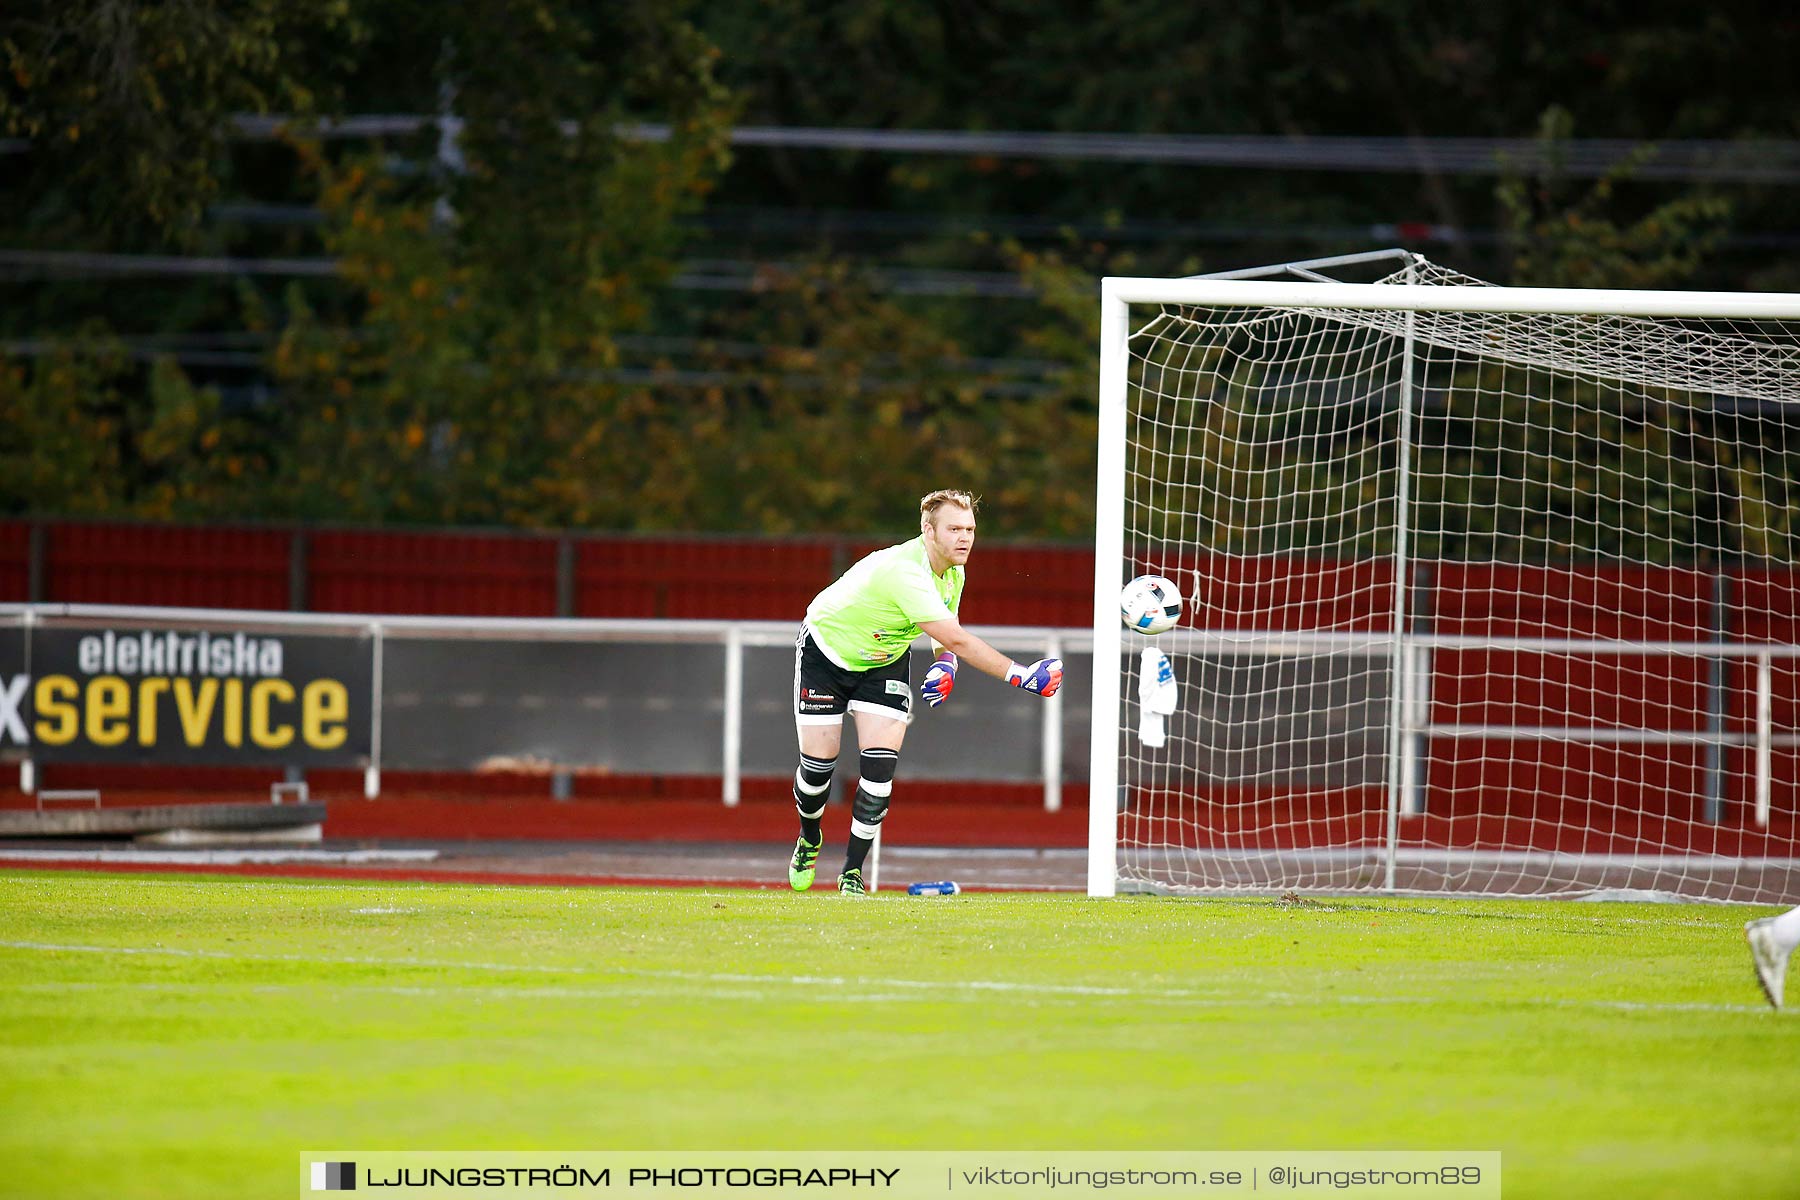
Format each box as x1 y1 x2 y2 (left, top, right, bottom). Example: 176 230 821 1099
48 522 292 610
308 529 562 616
1425 564 1794 848
2 518 1795 850
0 520 1091 836
0 519 1099 624
0 523 29 600
575 537 846 620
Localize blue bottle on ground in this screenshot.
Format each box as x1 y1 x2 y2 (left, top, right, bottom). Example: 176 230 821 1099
907 881 960 896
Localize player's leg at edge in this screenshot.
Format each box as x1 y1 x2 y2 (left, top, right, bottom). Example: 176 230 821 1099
1745 904 1800 1009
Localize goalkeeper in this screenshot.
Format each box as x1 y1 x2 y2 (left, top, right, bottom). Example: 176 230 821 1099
787 489 1063 896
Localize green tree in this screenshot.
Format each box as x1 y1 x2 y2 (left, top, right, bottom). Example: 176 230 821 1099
1 0 361 518
8 0 1800 540
1 0 362 245
1498 107 1732 290
622 240 1115 539
252 1 735 526
0 334 256 518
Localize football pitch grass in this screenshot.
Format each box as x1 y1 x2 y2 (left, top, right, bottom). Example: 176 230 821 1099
2 871 1795 1200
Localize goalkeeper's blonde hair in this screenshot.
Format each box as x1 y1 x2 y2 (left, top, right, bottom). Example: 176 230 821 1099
919 489 978 529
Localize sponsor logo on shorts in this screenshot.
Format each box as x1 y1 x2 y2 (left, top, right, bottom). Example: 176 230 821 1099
798 687 841 715
885 679 909 697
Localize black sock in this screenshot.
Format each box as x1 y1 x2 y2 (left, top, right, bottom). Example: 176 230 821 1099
794 753 833 845
843 833 873 874
842 749 897 875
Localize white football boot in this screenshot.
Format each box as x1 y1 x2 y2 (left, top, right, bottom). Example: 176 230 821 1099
1745 917 1791 1009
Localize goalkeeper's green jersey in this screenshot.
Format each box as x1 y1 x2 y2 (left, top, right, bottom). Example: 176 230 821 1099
805 536 964 669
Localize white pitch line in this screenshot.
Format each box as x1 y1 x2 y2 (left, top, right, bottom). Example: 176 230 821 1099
0 940 1192 997
0 848 439 866
6 980 968 1006
0 862 1081 889
0 940 1776 1014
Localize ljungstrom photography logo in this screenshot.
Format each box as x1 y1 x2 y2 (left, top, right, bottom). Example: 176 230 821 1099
310 1162 356 1191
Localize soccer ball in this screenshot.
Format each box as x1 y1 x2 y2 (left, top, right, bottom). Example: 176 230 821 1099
1120 574 1183 635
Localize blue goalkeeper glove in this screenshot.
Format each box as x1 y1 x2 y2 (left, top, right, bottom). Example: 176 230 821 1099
921 651 958 707
1006 657 1064 698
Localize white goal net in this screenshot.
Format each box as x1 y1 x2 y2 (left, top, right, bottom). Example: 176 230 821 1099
1089 252 1800 902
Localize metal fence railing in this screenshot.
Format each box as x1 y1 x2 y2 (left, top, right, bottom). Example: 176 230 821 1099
0 604 1091 810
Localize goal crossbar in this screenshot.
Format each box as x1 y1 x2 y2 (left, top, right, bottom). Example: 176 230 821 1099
1102 276 1800 321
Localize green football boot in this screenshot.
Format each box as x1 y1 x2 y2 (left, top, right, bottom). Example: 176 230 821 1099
836 868 867 897
788 836 821 892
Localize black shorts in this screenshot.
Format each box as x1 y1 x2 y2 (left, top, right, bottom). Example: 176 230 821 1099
793 625 913 727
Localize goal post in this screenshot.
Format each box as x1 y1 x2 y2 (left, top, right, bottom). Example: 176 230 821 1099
1089 257 1800 901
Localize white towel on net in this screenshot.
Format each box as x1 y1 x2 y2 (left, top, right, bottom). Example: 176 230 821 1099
1137 646 1178 747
